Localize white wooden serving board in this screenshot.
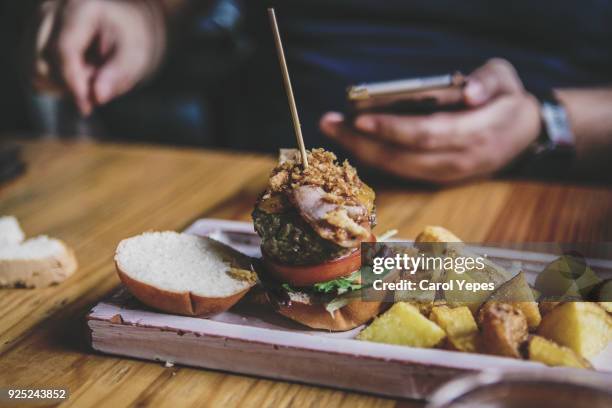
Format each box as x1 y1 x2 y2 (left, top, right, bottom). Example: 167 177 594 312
88 219 612 400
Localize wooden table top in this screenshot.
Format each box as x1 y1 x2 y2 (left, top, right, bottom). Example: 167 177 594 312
1 140 611 408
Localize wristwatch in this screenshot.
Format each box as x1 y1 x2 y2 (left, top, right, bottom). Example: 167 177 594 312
514 90 576 178
536 93 575 151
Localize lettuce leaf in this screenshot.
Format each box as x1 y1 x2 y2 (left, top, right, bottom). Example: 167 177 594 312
281 283 295 292
313 270 362 294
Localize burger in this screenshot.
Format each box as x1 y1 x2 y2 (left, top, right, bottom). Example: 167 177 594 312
252 148 383 331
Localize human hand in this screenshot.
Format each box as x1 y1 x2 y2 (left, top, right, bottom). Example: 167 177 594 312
320 59 542 184
34 0 166 116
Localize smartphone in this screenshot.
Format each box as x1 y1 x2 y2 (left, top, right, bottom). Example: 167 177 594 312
346 72 466 118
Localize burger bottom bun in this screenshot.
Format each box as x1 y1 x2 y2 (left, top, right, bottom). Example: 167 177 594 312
277 298 384 331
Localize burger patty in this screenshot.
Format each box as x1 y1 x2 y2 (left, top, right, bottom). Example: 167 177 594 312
252 206 351 265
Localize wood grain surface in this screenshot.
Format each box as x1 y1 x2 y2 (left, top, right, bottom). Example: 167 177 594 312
1 140 611 408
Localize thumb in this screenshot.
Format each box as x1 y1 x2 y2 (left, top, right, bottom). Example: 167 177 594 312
464 58 523 107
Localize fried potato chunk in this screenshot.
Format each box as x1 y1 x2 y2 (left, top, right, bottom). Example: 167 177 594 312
512 303 541 331
486 272 541 330
478 302 528 358
539 301 561 316
407 300 447 316
527 335 592 369
415 226 462 243
447 332 480 353
599 302 612 313
537 302 612 358
357 302 446 348
430 305 480 352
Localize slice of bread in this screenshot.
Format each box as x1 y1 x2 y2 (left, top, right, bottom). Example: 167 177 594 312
0 236 78 288
115 232 257 317
0 215 25 247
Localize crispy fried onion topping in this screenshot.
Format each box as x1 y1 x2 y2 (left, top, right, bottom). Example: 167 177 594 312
261 148 374 248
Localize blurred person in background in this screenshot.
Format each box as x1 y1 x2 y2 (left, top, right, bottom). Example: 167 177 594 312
26 0 612 183
0 1 40 137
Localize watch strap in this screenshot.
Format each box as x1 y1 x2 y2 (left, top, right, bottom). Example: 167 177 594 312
508 89 576 179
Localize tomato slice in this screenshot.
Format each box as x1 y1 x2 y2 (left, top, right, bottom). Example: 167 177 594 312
262 234 376 286
263 249 361 286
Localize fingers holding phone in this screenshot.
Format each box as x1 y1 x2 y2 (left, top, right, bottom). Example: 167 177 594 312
463 58 524 106
320 59 542 184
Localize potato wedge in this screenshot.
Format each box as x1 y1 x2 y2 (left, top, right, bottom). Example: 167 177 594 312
486 272 541 330
535 255 601 299
357 302 446 348
415 226 509 312
439 268 492 314
479 302 528 358
415 226 462 243
528 335 592 369
394 269 437 304
537 302 612 358
488 271 537 301
430 305 480 352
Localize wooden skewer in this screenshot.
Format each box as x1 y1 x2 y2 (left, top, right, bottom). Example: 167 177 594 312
268 8 309 169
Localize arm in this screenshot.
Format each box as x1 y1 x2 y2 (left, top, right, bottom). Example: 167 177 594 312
555 88 612 176
320 59 612 183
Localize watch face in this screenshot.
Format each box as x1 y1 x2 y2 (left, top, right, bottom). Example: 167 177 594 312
542 101 575 147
